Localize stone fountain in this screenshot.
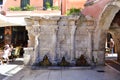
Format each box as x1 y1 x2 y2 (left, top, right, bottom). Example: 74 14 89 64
24 14 99 67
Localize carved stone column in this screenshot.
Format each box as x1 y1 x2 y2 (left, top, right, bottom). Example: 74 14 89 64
87 27 95 64
29 20 41 64
86 16 96 64
25 18 35 47
93 29 107 65
68 16 79 61
24 18 36 65
32 16 60 64
26 26 35 47
57 16 79 63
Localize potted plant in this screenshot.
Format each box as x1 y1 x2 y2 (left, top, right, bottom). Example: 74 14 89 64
45 1 52 10
66 7 81 15
9 6 22 11
24 4 35 11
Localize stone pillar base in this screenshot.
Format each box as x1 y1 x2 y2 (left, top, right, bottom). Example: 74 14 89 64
24 47 34 66
93 51 105 65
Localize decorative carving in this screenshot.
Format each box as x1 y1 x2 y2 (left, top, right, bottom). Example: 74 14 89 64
76 54 89 66
39 55 52 66
58 56 70 66
25 15 96 66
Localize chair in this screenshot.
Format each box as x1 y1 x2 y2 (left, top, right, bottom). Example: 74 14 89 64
13 46 21 58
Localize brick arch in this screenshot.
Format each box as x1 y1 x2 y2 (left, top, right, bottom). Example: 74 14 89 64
94 1 120 50
95 0 120 61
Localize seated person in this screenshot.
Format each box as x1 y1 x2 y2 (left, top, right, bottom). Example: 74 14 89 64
14 44 24 58
2 44 12 64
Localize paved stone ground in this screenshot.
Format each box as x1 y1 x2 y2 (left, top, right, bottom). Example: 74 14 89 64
5 65 120 80
0 58 24 80
106 60 120 72
1 56 120 80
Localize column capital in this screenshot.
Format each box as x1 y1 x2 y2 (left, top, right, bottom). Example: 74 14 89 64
87 26 95 33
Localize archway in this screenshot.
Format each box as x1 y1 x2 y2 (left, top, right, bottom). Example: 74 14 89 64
105 32 117 60
95 0 120 64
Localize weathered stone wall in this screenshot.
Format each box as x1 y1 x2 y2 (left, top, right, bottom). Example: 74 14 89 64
25 15 97 65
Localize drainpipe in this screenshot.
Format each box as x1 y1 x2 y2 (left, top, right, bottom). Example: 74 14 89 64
61 0 67 15
60 0 62 15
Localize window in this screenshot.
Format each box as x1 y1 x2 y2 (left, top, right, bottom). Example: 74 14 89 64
0 0 3 5
21 0 30 9
43 0 53 10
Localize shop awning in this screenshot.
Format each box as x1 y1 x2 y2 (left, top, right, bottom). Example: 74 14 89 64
0 14 26 27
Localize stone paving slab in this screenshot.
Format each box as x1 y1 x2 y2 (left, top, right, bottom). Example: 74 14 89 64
31 66 91 70
6 66 120 80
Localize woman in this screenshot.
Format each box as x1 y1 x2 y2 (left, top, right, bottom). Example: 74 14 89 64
2 44 12 64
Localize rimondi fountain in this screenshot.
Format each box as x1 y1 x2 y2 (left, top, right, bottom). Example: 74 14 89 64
24 14 104 67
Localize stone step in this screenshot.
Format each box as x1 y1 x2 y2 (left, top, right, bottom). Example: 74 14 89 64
31 66 91 70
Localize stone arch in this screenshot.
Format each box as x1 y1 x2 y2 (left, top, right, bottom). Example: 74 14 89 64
95 0 120 61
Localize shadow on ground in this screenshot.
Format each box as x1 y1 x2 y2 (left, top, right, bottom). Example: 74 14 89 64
9 58 24 65
0 73 7 80
9 60 23 65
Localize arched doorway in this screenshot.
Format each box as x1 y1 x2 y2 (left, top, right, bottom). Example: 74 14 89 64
95 1 120 65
